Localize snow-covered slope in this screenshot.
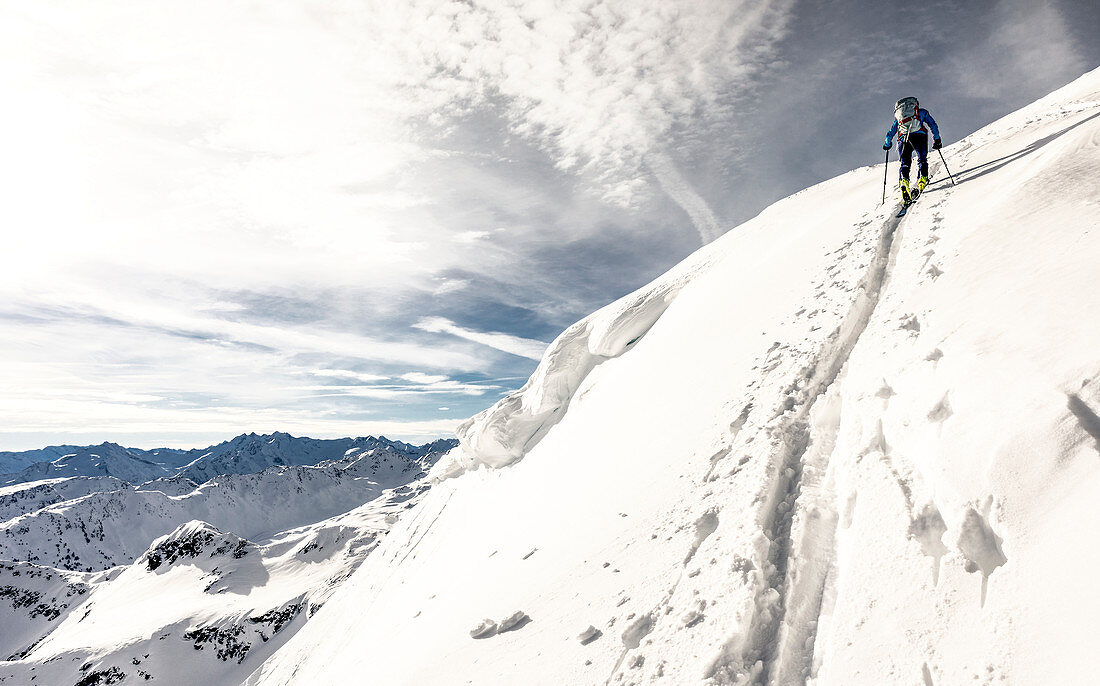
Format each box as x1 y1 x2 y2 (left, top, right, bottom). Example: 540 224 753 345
0 432 451 686
0 561 96 661
452 242 725 471
0 479 429 686
0 442 445 571
137 474 202 496
245 69 1100 686
0 477 128 521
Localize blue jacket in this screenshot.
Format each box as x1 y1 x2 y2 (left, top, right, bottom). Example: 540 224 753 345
884 108 940 146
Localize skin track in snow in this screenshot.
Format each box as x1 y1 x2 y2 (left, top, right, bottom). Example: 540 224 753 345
708 198 907 684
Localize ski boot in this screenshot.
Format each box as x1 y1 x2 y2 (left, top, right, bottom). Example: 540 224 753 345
911 175 929 200
899 178 912 204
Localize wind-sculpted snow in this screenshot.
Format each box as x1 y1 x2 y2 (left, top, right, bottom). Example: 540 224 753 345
244 69 1100 686
451 246 724 472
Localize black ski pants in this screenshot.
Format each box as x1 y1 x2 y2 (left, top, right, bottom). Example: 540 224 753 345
896 130 929 180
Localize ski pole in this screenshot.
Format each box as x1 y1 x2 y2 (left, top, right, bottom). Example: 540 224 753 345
882 147 889 205
937 148 957 186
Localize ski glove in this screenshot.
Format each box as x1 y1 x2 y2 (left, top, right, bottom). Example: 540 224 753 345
932 138 942 150
883 140 891 150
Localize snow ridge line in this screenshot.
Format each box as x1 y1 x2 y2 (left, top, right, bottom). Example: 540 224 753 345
712 209 905 684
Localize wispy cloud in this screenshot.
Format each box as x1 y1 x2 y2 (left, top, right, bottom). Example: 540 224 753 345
413 317 547 361
300 382 496 399
374 0 794 209
646 152 723 243
401 372 450 384
312 370 390 384
3 297 486 371
0 389 462 448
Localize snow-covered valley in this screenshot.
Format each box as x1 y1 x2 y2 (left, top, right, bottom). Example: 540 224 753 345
2 68 1099 686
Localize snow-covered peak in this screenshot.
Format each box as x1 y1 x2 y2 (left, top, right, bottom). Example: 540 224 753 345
140 521 255 572
136 474 201 497
176 433 455 485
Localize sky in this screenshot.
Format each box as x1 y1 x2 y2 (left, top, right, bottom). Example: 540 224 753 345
1 0 1096 451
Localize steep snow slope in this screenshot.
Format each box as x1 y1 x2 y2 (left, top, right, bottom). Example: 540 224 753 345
0 561 97 661
0 443 444 571
452 240 727 471
246 69 1100 686
0 477 127 521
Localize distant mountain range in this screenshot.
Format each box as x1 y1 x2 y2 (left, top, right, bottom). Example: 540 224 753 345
0 431 457 684
0 433 456 488
0 445 91 477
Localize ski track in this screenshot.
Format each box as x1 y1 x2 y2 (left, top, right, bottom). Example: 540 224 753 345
612 96 1091 685
721 202 912 684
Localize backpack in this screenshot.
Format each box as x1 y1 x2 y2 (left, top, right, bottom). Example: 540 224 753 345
894 97 922 136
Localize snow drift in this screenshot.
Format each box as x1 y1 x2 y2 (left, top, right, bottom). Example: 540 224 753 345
243 68 1100 686
451 250 721 472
